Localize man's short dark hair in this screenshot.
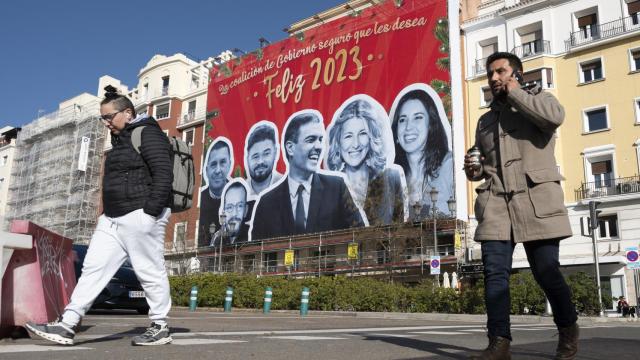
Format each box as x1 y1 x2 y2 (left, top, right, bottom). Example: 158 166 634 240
486 52 523 73
210 140 230 158
224 181 247 203
283 113 321 158
247 125 276 152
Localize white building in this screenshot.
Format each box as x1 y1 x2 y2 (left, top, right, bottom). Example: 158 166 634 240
462 0 640 312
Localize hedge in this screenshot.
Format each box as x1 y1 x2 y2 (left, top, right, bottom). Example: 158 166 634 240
170 271 603 316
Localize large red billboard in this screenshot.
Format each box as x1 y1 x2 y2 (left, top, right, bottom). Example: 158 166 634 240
200 0 457 247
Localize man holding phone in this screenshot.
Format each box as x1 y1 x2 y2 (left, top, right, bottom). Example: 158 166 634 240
465 52 578 360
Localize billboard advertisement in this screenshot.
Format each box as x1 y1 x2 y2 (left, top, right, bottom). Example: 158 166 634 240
200 0 459 247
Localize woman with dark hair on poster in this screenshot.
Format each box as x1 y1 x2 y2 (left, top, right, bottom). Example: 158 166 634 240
327 98 404 225
391 88 453 219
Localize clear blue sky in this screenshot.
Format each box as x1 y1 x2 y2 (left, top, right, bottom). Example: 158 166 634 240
0 0 345 128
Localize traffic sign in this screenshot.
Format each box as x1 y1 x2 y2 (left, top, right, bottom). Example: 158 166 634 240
625 246 640 269
430 256 440 275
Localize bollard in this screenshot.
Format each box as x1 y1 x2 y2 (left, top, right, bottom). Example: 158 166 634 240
263 287 273 314
224 286 233 312
300 287 310 316
189 285 198 312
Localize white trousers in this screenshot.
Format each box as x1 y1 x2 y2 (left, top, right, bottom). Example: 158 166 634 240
62 208 172 326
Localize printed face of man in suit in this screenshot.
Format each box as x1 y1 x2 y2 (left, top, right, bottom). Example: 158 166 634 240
206 145 231 194
222 185 247 238
247 139 276 183
285 120 324 179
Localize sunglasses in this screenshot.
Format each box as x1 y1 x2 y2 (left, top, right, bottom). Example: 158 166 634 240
100 110 123 122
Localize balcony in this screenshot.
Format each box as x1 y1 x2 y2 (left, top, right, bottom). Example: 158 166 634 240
575 175 640 201
511 39 550 59
177 109 206 129
565 15 640 51
474 57 488 75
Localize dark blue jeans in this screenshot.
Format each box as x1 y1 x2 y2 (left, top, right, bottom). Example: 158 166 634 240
481 239 577 340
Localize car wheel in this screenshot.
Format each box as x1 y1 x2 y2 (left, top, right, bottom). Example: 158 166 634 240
137 306 150 315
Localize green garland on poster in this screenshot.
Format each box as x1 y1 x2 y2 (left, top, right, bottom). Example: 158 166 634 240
430 17 451 123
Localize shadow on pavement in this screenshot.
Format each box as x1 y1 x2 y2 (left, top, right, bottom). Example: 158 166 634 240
362 335 579 360
75 327 190 345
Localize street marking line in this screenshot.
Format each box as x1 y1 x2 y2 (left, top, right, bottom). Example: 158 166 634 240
172 339 247 345
410 331 469 335
0 345 93 353
366 333 420 338
193 325 484 336
265 336 347 340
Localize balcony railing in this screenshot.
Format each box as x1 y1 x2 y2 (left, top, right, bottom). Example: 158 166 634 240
575 175 640 201
474 56 488 75
565 15 640 50
178 109 206 127
511 39 550 59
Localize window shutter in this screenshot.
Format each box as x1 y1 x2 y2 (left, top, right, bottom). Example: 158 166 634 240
523 70 542 85
545 68 554 85
578 13 597 27
591 160 611 175
628 1 640 15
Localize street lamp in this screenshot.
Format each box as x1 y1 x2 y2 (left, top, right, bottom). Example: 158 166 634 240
208 222 217 272
219 213 226 273
430 187 439 256
413 202 424 274
412 202 422 222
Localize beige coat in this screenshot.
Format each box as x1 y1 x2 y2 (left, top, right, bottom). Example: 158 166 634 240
469 85 572 242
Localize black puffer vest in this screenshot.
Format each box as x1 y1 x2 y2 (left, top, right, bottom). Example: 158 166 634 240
102 117 172 218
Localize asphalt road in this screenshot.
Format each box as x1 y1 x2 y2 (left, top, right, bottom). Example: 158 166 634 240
2 309 639 359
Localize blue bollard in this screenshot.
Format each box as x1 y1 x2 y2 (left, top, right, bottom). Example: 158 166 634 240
224 287 233 312
263 287 272 314
300 287 310 316
189 285 198 312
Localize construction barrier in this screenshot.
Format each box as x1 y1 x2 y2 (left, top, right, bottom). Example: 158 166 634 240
1 221 76 337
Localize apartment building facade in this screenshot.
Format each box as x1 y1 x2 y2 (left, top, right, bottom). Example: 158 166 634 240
0 126 19 224
461 0 640 310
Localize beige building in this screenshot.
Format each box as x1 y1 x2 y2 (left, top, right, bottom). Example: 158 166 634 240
461 0 640 311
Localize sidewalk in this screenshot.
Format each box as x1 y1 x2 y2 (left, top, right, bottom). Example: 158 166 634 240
173 306 639 325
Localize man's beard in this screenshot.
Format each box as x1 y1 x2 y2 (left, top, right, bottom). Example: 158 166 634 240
250 165 272 182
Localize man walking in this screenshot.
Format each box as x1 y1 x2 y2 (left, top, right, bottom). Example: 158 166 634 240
464 53 578 360
26 85 174 346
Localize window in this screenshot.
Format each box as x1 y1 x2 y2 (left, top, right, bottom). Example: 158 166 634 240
0 178 4 189
163 129 169 137
191 75 199 89
580 59 603 83
522 69 543 88
183 128 195 146
143 83 148 97
480 87 492 107
635 98 640 124
156 103 170 119
584 107 608 132
174 222 187 247
577 13 598 38
188 100 196 115
630 49 640 71
591 160 613 188
0 155 7 166
161 76 170 96
598 214 619 239
519 30 542 58
629 1 640 25
263 252 278 272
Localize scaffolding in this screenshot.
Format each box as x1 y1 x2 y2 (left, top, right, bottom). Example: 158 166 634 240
6 101 106 244
165 219 466 284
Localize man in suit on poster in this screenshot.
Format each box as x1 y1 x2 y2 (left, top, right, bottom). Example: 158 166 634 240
251 111 364 240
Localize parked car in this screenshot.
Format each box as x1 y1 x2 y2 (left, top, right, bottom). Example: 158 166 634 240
72 244 150 314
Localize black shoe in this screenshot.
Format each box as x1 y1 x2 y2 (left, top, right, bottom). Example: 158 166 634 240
131 322 172 346
469 336 511 360
25 319 75 345
555 323 579 360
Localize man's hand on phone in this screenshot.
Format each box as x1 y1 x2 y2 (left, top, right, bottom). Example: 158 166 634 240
464 153 484 179
505 73 521 93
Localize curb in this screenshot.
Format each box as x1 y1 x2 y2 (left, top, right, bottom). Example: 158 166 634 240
172 306 637 324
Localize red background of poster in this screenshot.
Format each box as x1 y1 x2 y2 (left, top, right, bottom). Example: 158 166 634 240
206 0 448 175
